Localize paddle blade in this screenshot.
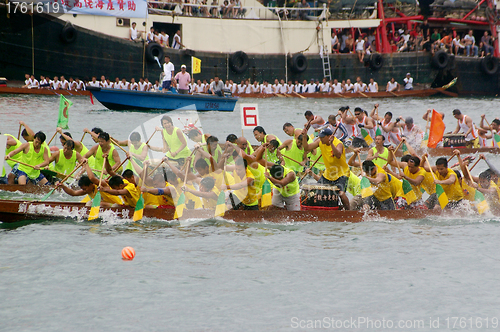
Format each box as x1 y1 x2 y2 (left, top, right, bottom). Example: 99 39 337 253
88 192 101 220
474 190 489 214
361 128 373 146
260 179 273 208
435 184 448 209
40 188 56 202
133 194 145 221
214 191 226 217
402 179 417 205
360 177 374 198
375 127 382 136
174 192 186 219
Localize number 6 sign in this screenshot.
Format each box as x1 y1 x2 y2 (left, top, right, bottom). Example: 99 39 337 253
240 104 259 129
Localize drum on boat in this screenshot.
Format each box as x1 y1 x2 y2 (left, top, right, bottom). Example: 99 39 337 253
300 184 340 210
443 134 466 148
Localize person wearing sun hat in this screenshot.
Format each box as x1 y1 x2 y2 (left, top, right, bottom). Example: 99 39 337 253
403 72 413 90
174 64 191 94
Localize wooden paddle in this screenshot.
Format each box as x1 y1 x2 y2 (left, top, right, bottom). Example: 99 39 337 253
80 132 86 142
388 91 400 97
41 161 85 201
298 153 322 183
145 130 157 145
358 91 370 98
292 91 306 99
17 124 22 140
147 160 164 177
47 130 58 145
282 154 304 166
7 158 60 177
105 156 130 179
469 157 481 172
335 92 350 99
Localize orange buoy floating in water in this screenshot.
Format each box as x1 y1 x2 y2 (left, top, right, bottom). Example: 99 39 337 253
121 247 135 260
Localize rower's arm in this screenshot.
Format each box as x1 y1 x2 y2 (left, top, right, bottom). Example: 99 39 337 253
132 145 148 161
452 122 460 134
101 187 129 196
479 115 489 131
83 144 98 159
142 186 174 196
38 150 59 168
83 128 99 142
59 183 86 196
348 151 361 167
114 139 129 146
183 187 218 200
301 129 319 152
464 116 474 136
267 171 295 188
364 117 375 130
384 166 401 180
405 174 424 186
19 121 35 140
330 139 343 159
278 139 292 151
435 174 456 185
225 177 253 190
368 172 386 185
104 154 118 177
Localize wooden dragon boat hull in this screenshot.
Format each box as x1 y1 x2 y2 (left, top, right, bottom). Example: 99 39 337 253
0 199 444 224
0 184 58 195
233 88 451 99
0 86 90 96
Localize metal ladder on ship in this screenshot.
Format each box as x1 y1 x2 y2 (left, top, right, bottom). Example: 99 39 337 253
317 21 331 80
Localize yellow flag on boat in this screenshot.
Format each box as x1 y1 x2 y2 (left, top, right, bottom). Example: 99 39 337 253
214 191 226 217
57 95 72 129
261 179 272 208
133 194 144 221
435 184 449 209
192 56 201 74
174 192 186 219
360 177 374 198
474 190 489 214
88 192 101 220
361 128 373 146
402 178 417 205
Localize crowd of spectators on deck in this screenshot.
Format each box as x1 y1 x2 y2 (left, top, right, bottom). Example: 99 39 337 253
149 0 246 18
332 21 496 58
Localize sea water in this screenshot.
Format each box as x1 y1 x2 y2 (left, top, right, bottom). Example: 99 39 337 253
1 95 500 331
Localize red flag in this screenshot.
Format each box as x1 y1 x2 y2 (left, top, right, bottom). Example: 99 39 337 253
427 109 445 148
89 92 94 105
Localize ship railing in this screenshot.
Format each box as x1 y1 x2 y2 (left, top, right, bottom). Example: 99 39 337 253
147 0 375 20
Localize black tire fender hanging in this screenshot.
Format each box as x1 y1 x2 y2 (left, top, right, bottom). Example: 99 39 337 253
145 43 164 63
229 51 249 74
432 50 449 69
290 53 308 73
481 55 498 75
60 25 77 44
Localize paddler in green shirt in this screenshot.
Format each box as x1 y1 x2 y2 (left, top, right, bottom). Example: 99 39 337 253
150 115 191 166
1 133 22 184
113 131 149 174
38 140 84 180
253 126 282 164
5 131 50 185
279 134 307 173
84 132 121 175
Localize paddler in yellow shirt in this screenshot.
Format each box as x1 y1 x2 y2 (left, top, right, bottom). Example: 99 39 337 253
181 176 220 210
225 158 259 210
423 156 465 209
302 127 351 210
362 160 395 210
58 160 123 206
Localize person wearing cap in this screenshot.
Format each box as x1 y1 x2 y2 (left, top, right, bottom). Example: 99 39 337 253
302 126 351 210
403 73 413 90
174 64 191 94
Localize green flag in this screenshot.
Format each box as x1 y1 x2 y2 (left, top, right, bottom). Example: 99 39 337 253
360 177 374 198
375 126 382 136
494 133 500 148
57 95 72 129
133 194 145 221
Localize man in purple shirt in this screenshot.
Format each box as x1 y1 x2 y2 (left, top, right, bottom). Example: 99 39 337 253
481 31 494 55
174 64 191 94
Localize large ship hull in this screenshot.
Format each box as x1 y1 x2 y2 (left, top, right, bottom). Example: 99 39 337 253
0 7 498 95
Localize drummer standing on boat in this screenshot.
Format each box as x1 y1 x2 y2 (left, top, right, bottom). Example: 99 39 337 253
302 127 351 210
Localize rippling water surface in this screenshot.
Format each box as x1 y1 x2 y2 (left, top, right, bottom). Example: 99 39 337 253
1 95 500 331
